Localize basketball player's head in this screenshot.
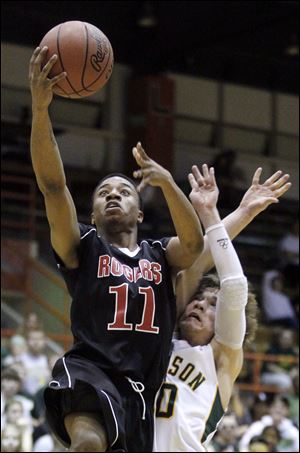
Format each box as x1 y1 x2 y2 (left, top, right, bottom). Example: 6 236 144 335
179 274 258 347
91 173 144 230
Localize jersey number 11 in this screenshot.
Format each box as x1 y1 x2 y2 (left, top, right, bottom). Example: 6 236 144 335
108 283 160 334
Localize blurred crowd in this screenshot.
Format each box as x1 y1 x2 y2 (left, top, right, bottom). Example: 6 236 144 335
1 313 66 452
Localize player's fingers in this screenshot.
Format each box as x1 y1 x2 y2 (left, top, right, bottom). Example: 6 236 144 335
263 198 280 207
41 54 58 78
252 167 262 185
273 182 292 198
191 165 204 185
264 170 283 186
133 169 143 179
269 174 290 190
29 47 41 78
202 164 210 181
132 147 145 167
188 173 199 190
31 46 49 76
209 167 217 186
50 71 67 86
136 142 150 161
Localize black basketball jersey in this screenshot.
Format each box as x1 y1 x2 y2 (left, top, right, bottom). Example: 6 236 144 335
55 223 177 393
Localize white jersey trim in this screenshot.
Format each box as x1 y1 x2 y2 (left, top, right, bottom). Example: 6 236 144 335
118 246 140 257
62 357 72 387
140 240 167 251
81 228 96 240
100 390 119 446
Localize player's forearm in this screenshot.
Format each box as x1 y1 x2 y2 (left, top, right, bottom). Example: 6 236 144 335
161 180 204 255
31 108 66 194
196 205 255 275
222 205 255 240
206 221 247 349
194 206 222 231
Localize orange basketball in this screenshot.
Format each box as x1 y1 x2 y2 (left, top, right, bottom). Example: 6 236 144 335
39 21 114 98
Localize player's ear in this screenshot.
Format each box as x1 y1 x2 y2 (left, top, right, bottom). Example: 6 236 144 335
137 209 144 224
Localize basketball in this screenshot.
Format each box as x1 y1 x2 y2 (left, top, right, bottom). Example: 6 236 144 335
39 21 114 98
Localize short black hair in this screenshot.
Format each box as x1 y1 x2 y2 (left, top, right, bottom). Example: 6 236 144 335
92 173 143 210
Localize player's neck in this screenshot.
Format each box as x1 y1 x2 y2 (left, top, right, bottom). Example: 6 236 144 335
100 229 138 251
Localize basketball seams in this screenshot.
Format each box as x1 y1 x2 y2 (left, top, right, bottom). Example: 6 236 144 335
81 23 90 92
60 40 112 97
56 23 83 98
41 21 113 98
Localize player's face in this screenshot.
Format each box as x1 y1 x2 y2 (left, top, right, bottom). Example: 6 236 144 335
92 177 143 227
179 287 218 346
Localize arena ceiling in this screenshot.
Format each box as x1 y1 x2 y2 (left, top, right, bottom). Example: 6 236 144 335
1 0 299 94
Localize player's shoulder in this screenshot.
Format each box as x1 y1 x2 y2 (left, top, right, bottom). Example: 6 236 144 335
79 223 97 240
140 237 172 251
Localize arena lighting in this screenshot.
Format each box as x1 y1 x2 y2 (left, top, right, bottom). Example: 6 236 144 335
137 1 157 28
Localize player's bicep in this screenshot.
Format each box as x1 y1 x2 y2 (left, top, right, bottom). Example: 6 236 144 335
175 260 204 318
165 236 199 270
43 186 80 268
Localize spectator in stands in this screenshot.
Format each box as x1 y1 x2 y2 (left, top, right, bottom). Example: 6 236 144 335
278 218 299 306
1 345 10 370
2 335 27 368
18 329 50 396
1 368 33 427
209 413 240 452
18 312 44 337
210 149 246 208
262 270 298 329
228 385 252 432
1 423 22 452
288 368 299 427
31 354 61 452
3 399 33 451
261 424 281 452
249 393 269 422
6 361 27 386
248 436 271 452
261 328 298 390
239 394 299 452
278 218 299 268
32 432 68 452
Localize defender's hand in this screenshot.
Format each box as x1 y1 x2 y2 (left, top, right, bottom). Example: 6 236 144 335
239 168 291 216
188 164 219 212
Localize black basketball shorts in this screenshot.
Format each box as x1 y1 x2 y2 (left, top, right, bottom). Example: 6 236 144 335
44 354 155 452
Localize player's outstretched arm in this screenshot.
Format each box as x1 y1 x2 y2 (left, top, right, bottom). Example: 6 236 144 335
29 46 80 268
132 142 203 269
176 167 291 311
182 165 248 406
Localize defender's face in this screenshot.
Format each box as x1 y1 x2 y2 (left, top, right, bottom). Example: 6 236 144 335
179 288 218 346
92 177 143 228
